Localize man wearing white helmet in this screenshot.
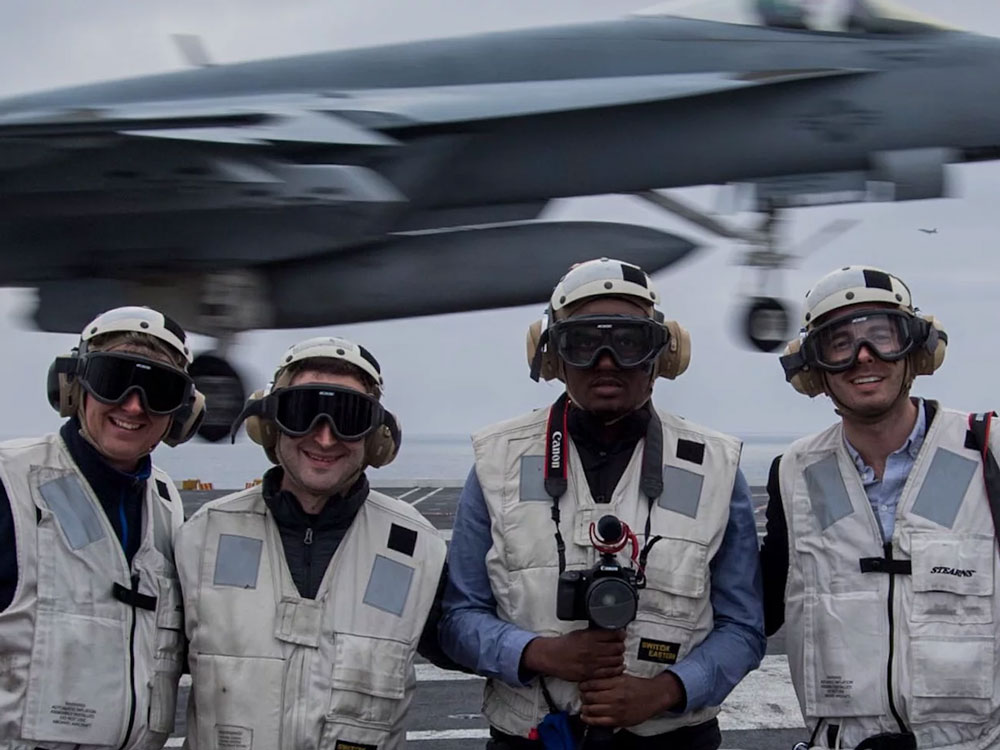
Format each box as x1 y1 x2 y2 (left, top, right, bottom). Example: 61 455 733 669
762 265 1000 749
441 258 765 749
174 336 447 750
0 306 203 749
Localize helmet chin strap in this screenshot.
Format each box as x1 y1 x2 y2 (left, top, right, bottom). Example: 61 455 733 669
824 359 914 426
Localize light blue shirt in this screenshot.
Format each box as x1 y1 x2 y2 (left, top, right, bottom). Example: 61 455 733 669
439 464 766 713
843 399 927 540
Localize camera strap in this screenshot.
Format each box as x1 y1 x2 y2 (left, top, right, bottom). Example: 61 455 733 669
545 393 571 574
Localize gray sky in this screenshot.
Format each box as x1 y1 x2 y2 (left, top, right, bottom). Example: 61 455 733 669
1 0 998 448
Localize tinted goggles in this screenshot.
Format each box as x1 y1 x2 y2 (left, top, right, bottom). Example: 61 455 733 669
77 352 193 415
251 384 384 441
803 309 921 372
550 315 667 369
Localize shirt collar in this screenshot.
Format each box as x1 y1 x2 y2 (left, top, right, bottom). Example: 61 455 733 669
844 397 927 477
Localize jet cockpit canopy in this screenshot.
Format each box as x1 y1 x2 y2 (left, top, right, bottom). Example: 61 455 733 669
635 0 954 34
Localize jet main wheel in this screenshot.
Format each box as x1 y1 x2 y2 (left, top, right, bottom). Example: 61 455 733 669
743 296 792 353
189 353 247 442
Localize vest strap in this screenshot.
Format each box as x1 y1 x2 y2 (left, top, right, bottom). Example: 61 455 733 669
854 731 917 750
112 576 158 611
858 557 912 575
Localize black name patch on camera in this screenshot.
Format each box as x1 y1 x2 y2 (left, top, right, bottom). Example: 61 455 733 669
637 637 680 665
335 741 378 750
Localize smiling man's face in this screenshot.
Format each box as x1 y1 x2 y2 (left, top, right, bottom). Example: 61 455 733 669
276 370 368 504
562 297 655 421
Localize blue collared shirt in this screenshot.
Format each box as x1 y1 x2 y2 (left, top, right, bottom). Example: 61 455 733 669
843 399 927 540
439 463 766 713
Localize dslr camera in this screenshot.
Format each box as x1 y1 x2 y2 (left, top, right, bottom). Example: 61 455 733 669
556 514 639 630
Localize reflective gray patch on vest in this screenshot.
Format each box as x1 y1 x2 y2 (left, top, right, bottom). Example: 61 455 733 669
213 534 263 589
363 554 414 616
657 466 703 518
39 475 105 549
149 498 173 561
911 448 977 529
519 455 549 501
804 455 853 530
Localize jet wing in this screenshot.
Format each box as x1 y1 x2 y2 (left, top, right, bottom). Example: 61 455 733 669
0 68 870 159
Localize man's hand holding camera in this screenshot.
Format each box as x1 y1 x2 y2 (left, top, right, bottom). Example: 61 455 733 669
520 628 626 682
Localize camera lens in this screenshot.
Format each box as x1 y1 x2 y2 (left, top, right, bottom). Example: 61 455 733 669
585 577 638 630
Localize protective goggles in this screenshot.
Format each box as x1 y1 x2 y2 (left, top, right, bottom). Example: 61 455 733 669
802 309 923 372
549 315 667 369
76 352 193 415
234 384 384 441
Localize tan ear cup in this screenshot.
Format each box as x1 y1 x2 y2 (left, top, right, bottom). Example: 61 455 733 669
162 389 207 447
60 376 81 418
46 355 81 417
782 337 825 397
910 315 947 376
526 319 560 382
243 390 281 464
366 409 401 468
657 320 691 380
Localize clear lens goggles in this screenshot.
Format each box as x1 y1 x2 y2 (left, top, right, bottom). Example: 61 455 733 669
78 352 193 415
267 384 383 441
803 309 920 372
550 315 667 369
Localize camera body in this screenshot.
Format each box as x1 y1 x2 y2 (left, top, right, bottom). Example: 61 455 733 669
555 515 639 630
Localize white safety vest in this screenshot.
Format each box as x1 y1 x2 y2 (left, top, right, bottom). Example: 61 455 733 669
175 484 446 750
779 407 1000 749
0 433 186 750
472 406 741 737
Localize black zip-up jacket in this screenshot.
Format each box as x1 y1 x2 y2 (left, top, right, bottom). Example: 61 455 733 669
262 467 368 600
261 466 462 670
0 417 151 611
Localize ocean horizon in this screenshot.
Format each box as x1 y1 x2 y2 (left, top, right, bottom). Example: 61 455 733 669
146 432 794 489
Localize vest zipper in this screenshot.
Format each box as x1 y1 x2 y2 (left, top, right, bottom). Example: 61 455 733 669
118 573 141 750
883 542 907 734
304 526 314 598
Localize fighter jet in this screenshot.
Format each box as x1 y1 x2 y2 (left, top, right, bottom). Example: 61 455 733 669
918 227 938 234
1 0 997 437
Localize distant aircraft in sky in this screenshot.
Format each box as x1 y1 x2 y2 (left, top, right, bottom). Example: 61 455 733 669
918 228 938 234
0 0 996 437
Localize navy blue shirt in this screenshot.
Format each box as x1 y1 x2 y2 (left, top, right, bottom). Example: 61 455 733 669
0 418 151 611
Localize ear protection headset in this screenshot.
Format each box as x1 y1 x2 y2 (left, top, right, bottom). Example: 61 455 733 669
779 266 947 397
47 307 204 446
238 337 401 467
525 257 691 382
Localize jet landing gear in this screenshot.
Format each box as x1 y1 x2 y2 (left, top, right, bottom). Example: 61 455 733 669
634 191 857 353
188 271 270 442
742 295 792 353
189 351 247 442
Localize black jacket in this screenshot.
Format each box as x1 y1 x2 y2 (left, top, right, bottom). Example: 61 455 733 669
261 466 460 669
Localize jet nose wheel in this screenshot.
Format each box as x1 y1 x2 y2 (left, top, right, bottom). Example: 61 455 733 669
189 353 247 442
742 296 793 353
